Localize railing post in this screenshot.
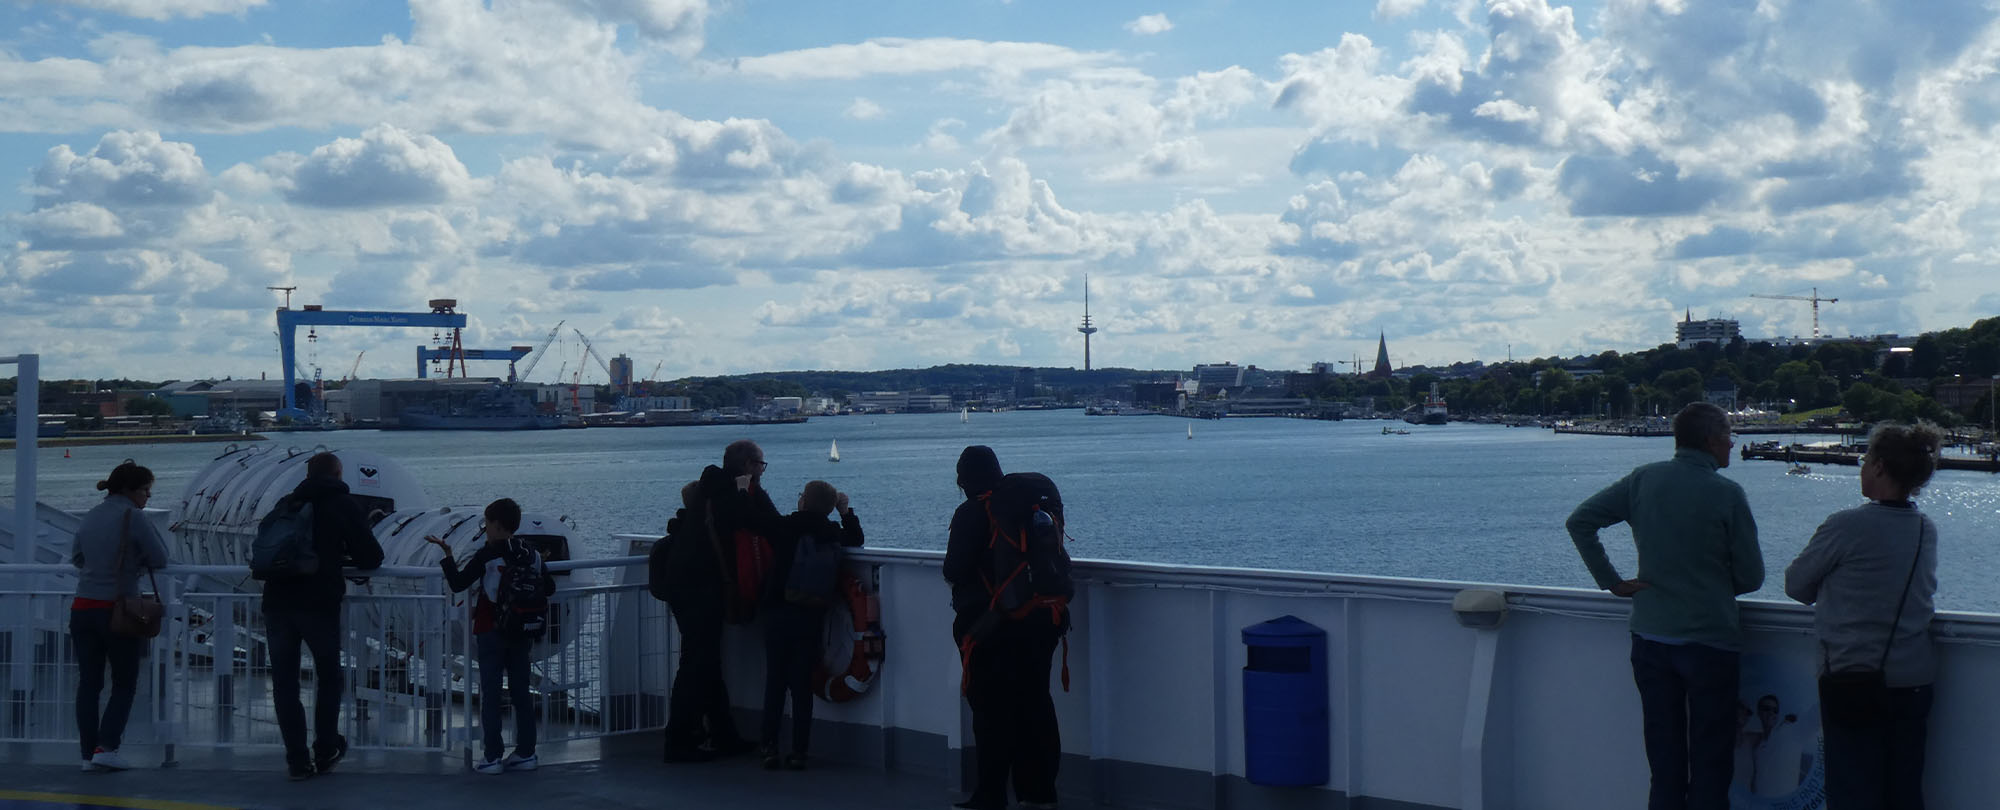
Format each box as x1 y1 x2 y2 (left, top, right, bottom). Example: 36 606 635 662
6 355 38 738
214 597 237 743
157 575 182 767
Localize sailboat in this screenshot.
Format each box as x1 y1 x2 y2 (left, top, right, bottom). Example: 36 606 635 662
961 406 969 423
1187 423 1193 440
829 439 840 463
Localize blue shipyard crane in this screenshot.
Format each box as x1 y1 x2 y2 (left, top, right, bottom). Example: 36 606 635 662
415 346 535 381
275 298 467 417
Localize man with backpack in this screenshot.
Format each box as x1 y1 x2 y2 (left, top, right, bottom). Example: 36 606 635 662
257 452 383 781
430 498 556 775
678 439 783 759
759 480 864 770
944 446 1071 810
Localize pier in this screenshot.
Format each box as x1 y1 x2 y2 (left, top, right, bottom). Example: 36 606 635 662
1741 440 2000 472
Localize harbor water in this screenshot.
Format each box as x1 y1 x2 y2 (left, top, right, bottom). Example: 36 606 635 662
9 410 2000 611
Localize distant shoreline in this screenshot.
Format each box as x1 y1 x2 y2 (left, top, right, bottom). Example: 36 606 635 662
0 433 269 450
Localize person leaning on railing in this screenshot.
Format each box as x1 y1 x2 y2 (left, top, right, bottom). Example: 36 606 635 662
1785 422 1943 809
69 460 168 773
1567 402 1765 810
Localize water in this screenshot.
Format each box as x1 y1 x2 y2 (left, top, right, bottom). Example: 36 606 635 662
11 411 2000 611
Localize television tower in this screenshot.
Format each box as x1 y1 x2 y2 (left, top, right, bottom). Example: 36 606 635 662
1077 274 1100 371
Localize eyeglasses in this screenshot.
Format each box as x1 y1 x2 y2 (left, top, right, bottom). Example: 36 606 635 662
752 459 769 468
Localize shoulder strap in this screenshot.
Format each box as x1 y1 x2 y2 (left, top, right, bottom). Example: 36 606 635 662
1876 515 1926 672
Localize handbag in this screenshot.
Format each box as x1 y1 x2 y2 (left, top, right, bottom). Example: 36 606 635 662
107 510 165 640
1817 517 1924 725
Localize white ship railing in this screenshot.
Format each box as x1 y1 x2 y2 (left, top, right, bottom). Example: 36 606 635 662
7 542 2000 808
0 558 672 768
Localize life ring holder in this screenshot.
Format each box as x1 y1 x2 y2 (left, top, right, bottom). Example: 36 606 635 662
813 566 885 703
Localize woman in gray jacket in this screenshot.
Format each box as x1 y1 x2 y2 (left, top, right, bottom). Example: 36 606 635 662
1785 423 1942 809
70 461 170 772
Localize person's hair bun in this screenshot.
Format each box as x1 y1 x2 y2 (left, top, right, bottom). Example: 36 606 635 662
95 479 112 491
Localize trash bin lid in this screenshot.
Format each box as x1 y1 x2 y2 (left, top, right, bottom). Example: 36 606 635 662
1241 614 1325 645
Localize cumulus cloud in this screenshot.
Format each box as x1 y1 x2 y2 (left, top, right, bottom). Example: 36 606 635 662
50 0 267 20
32 130 212 208
727 38 1114 80
273 125 475 208
844 97 885 120
1374 0 1424 21
1124 14 1173 36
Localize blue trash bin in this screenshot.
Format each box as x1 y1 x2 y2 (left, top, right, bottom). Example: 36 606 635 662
1242 614 1329 787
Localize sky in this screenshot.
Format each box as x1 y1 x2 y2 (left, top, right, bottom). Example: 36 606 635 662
4 0 1999 384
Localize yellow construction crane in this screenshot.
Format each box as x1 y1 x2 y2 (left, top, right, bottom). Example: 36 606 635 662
1750 287 1839 339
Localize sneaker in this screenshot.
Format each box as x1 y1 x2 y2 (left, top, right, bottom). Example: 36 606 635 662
313 737 348 775
287 761 315 781
89 748 133 771
783 752 806 771
760 746 781 770
502 752 538 772
80 760 100 772
474 758 506 775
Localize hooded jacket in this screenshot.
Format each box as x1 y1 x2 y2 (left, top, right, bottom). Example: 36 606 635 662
261 474 385 613
943 446 1004 626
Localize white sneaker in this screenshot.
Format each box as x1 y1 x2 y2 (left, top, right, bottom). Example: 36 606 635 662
90 748 133 771
80 760 100 772
502 753 537 772
474 758 506 775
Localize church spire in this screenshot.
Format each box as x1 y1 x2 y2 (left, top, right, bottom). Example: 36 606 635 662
1371 331 1393 378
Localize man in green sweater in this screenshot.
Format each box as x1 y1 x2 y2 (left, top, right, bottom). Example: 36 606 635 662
1567 402 1764 810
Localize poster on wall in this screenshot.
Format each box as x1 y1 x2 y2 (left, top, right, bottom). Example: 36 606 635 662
1731 653 1824 810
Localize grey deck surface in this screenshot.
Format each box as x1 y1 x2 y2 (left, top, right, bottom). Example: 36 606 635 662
3 736 973 810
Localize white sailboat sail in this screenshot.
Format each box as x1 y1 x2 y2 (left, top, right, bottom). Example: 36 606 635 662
829 439 840 462
1187 423 1193 439
961 406 969 423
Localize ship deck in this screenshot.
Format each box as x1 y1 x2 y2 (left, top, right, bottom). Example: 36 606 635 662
3 736 971 810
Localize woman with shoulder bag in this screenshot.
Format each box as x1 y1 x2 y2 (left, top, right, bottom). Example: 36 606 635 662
1785 423 1942 809
69 460 170 772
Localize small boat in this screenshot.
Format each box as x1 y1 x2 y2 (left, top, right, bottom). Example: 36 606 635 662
1787 463 1810 475
829 439 841 463
1383 426 1410 435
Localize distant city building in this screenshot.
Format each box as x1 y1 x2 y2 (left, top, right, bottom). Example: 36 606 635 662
1192 363 1243 393
1013 367 1037 402
1133 382 1181 408
850 391 908 412
803 397 840 414
610 354 634 389
625 395 693 412
1310 362 1337 375
1675 310 1741 349
1704 378 1739 411
769 396 803 414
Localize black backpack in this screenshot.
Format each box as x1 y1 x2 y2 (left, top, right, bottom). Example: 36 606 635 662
494 540 551 641
646 535 674 602
980 472 1072 621
250 495 318 581
784 531 842 608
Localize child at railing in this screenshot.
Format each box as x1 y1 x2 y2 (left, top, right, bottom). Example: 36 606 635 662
429 498 555 776
759 481 863 770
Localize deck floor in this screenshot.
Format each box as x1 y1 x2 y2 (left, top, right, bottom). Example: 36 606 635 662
2 736 978 810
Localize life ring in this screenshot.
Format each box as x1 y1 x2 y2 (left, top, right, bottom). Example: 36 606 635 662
813 567 885 702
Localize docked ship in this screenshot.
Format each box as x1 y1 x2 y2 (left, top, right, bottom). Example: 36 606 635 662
1403 382 1448 425
393 383 561 430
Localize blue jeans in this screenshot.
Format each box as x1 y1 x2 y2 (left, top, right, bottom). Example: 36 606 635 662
1630 635 1739 810
71 608 143 760
266 608 346 767
477 631 536 763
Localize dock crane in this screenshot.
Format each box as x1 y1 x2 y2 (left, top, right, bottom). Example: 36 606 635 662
346 351 365 382
1750 287 1839 339
274 297 466 417
514 320 565 383
572 328 629 399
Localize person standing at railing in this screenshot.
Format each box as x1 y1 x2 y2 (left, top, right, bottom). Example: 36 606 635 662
70 460 168 773
758 480 863 770
263 452 384 782
430 498 556 776
1568 402 1764 810
945 445 1065 810
659 480 741 763
676 438 782 759
1785 422 1942 810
